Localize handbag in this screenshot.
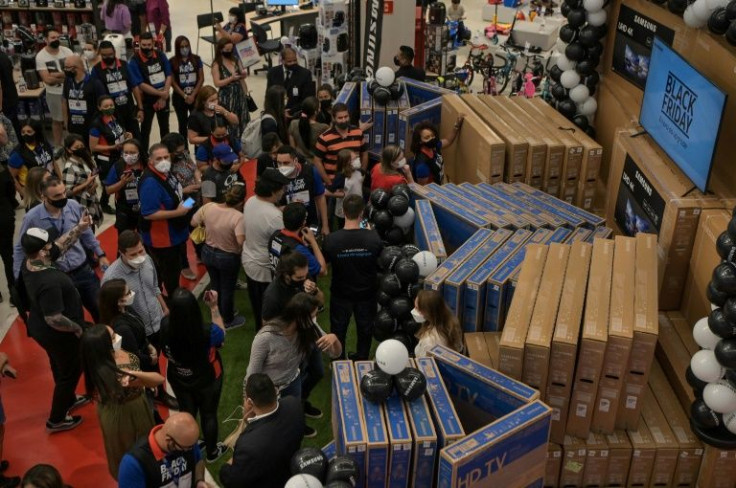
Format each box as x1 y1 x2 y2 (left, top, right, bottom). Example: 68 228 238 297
189 203 210 244
246 93 258 113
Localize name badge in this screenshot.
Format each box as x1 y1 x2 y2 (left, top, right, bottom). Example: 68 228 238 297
149 71 165 85
125 188 138 201
292 87 299 97
70 99 87 112
288 189 310 205
108 81 127 94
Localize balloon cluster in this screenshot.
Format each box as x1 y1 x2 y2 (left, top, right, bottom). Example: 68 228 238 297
549 0 607 137
367 67 405 106
287 449 359 488
704 0 736 46
359 339 428 404
688 210 736 443
366 185 416 245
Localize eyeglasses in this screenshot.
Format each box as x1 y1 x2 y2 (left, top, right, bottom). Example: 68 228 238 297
167 435 196 452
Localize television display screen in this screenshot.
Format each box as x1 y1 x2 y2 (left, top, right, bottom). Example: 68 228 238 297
267 0 299 5
639 37 727 193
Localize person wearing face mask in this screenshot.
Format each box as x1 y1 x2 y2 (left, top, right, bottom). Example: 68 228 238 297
212 38 250 140
0 124 18 305
327 149 364 229
215 7 247 44
105 139 145 233
91 41 143 141
255 133 283 177
128 32 173 150
82 41 100 72
146 0 172 53
35 29 75 147
370 144 414 192
13 176 109 321
393 45 426 82
80 323 163 480
8 120 58 196
61 134 103 227
61 55 106 138
194 116 243 170
171 36 204 142
267 203 326 283
200 145 245 205
315 83 334 125
18 223 95 433
412 289 464 358
137 144 192 298
245 293 340 439
409 117 464 185
266 46 315 113
186 85 239 147
118 412 213 488
288 96 329 161
313 102 368 185
275 145 328 235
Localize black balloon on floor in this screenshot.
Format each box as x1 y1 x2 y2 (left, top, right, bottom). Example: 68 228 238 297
551 83 568 100
559 24 578 43
691 399 722 429
359 368 393 403
709 307 736 339
686 365 709 396
373 309 396 341
565 42 587 62
573 115 589 130
290 447 328 480
389 296 413 320
557 99 577 119
379 246 403 272
325 458 360 486
385 226 405 245
388 195 409 216
584 125 597 138
394 367 428 401
709 7 731 35
668 0 688 14
713 262 736 295
567 9 587 28
726 0 736 20
717 230 736 262
549 65 563 83
395 259 420 284
380 274 403 297
707 280 730 307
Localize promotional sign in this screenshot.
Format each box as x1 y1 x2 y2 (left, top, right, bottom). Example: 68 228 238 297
363 0 384 79
614 154 665 236
611 4 675 90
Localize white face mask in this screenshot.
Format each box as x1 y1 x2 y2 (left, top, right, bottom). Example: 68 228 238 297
126 255 146 269
229 15 238 23
206 102 217 111
83 49 96 61
154 159 171 174
278 164 296 178
410 308 426 323
350 158 361 170
394 157 407 169
123 153 139 165
112 333 123 351
122 290 136 306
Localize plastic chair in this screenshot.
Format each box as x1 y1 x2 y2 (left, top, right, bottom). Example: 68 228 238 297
196 12 224 65
250 21 282 75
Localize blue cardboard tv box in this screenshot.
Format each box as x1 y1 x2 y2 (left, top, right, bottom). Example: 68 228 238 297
399 76 455 106
322 440 336 461
474 182 568 229
335 81 359 123
359 82 373 148
457 183 546 230
406 359 438 488
463 229 533 333
354 362 389 488
567 227 593 243
443 229 513 321
415 357 465 450
424 228 494 294
398 98 442 153
589 225 613 241
437 400 552 488
512 182 605 228
483 228 557 332
414 199 448 263
425 183 514 230
384 388 413 488
331 360 367 488
440 183 530 230
410 183 491 251
491 182 586 228
370 99 386 158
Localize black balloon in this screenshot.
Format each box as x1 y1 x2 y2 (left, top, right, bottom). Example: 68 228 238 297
565 42 586 62
401 318 421 335
686 365 709 396
584 125 597 138
373 309 396 341
715 338 736 369
728 217 736 241
380 274 403 297
578 26 602 47
370 188 389 209
407 282 421 299
364 202 375 222
551 83 568 100
379 246 403 272
726 0 736 20
561 2 572 17
667 0 688 14
593 23 608 39
394 367 428 401
326 482 353 488
385 226 405 245
717 230 736 262
650 0 667 4
389 296 413 320
290 447 328 480
391 183 411 201
587 41 604 59
377 290 392 307
713 262 736 295
395 259 420 284
576 59 595 76
585 53 601 68
573 115 589 130
709 308 736 339
559 24 578 43
549 65 563 83
726 368 736 385
724 297 736 325
387 195 409 216
360 368 393 403
709 7 731 35
326 457 360 486
392 332 414 352
567 8 587 28
401 244 420 259
585 70 600 86
564 0 582 7
373 210 393 231
708 280 730 307
557 99 577 119
691 399 722 429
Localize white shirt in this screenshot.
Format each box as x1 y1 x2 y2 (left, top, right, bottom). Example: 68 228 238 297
35 46 74 95
248 403 279 424
241 196 284 282
414 327 450 358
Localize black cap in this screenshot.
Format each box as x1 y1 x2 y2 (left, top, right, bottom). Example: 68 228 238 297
261 167 291 186
21 227 60 255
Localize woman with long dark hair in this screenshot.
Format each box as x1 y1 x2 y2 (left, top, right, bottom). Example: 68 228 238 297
215 6 247 44
8 120 58 195
411 289 463 357
409 116 464 185
288 96 328 160
80 324 163 479
61 134 103 226
171 35 204 140
89 95 130 214
262 85 289 144
212 38 249 139
101 0 132 35
160 288 228 462
187 85 240 147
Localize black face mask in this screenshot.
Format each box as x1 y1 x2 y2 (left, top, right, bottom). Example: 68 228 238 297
320 99 332 111
72 148 89 159
102 56 116 65
49 197 68 209
423 138 437 148
393 56 401 66
21 134 35 144
49 40 61 49
64 69 76 78
335 121 349 131
290 278 306 289
222 51 233 58
140 47 153 56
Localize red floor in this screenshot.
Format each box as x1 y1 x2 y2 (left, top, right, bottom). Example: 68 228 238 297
0 159 257 485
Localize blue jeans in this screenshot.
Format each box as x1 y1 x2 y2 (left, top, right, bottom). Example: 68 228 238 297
329 296 376 360
201 245 241 323
280 374 301 399
68 263 100 322
300 344 324 401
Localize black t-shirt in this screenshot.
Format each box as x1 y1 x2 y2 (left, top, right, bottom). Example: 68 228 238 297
0 52 18 111
201 166 244 203
187 110 215 138
112 310 150 368
21 265 84 340
262 278 305 322
323 228 383 300
257 153 277 177
62 75 106 136
395 64 426 82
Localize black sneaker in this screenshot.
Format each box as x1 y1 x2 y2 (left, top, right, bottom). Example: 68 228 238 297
206 442 228 463
225 315 246 330
303 401 323 419
101 204 115 215
304 425 317 438
46 415 82 433
69 394 91 412
0 475 20 488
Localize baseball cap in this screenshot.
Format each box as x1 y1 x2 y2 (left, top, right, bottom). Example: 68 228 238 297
21 227 60 255
212 144 239 164
261 167 291 186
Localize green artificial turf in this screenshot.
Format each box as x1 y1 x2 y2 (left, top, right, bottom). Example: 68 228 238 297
203 270 363 483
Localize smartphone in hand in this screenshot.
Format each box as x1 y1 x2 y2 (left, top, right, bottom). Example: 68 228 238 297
182 197 195 208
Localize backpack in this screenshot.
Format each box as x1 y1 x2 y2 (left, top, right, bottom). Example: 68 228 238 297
241 112 276 158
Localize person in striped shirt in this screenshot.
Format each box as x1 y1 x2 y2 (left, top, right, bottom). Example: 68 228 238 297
312 103 368 185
